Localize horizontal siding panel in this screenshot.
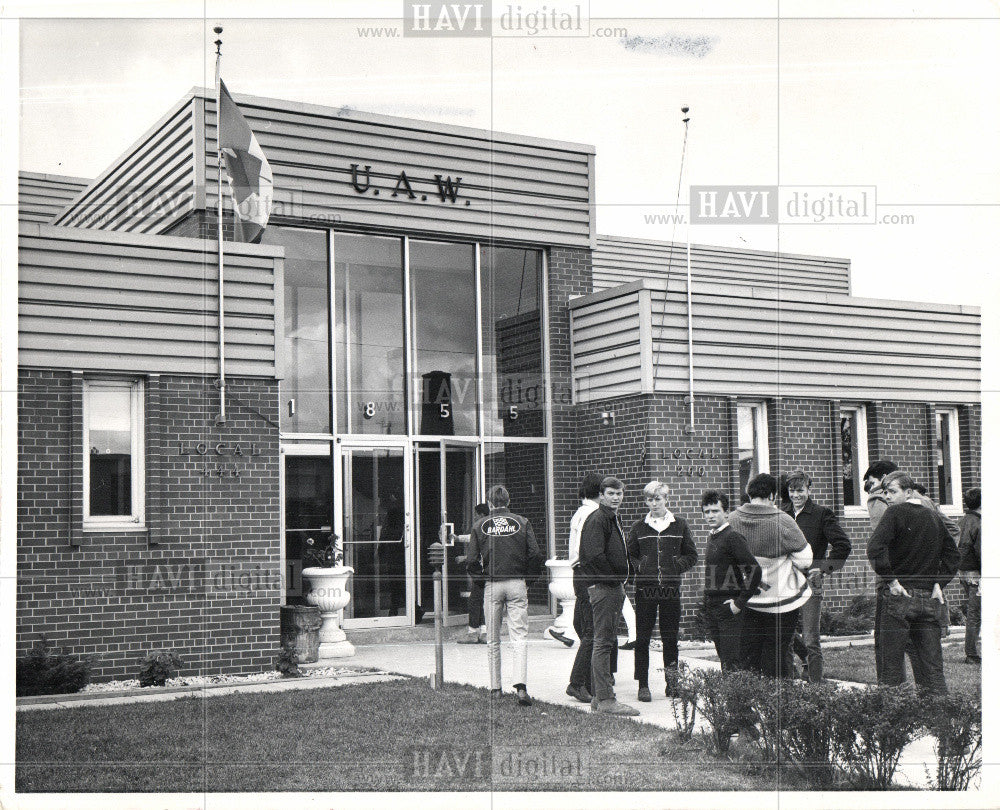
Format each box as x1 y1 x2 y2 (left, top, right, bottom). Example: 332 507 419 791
19 173 91 224
18 225 282 377
571 282 980 403
594 235 852 295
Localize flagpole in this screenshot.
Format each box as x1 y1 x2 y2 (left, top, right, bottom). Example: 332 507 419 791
681 107 695 434
214 26 227 425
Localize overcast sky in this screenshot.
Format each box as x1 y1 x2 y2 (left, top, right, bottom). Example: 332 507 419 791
9 3 1000 308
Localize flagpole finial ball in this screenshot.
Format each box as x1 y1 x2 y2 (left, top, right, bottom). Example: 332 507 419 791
681 106 689 113
214 26 223 34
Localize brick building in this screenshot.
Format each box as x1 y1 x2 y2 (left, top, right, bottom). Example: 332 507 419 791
16 91 980 679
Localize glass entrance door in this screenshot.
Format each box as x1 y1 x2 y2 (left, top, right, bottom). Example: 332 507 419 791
338 444 412 627
414 440 480 625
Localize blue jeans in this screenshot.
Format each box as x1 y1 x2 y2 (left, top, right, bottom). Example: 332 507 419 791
963 581 981 659
798 587 823 681
876 591 947 695
485 579 528 690
589 583 625 702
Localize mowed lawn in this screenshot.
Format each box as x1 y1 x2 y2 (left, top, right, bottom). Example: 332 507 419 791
17 679 809 793
822 639 980 698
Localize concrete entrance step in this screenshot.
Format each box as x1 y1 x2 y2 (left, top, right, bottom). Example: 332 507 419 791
342 613 555 645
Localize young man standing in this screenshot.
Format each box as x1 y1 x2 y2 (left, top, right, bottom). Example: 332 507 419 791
564 472 602 702
866 472 960 694
700 490 762 672
456 502 492 644
784 469 852 682
467 484 543 706
578 476 639 716
728 473 813 678
626 480 697 701
958 487 981 664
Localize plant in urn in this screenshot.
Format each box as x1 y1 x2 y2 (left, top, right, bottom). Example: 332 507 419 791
302 534 355 658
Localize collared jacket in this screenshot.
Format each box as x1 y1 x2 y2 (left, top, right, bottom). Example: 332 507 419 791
959 510 981 573
626 512 697 595
468 507 543 584
703 523 763 610
782 498 851 575
577 504 631 586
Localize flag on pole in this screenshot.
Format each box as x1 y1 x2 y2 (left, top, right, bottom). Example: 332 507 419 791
218 79 273 243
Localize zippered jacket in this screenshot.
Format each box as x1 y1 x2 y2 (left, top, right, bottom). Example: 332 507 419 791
577 504 631 586
626 513 697 595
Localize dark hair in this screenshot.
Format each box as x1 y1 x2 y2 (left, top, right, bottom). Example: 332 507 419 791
863 459 898 481
882 471 915 491
578 473 603 501
746 473 778 500
911 482 927 496
700 489 729 511
600 476 624 493
487 484 510 507
964 487 981 511
785 469 811 489
474 502 490 518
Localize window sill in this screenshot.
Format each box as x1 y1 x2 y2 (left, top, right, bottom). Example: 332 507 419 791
82 524 148 534
842 506 869 519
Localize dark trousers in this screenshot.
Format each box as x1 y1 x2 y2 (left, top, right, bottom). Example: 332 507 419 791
963 581 981 659
704 597 745 672
742 608 800 678
467 576 485 629
589 582 625 702
633 589 681 686
876 591 947 694
569 569 616 691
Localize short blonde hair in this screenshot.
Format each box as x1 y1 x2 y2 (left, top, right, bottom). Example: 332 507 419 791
643 480 669 499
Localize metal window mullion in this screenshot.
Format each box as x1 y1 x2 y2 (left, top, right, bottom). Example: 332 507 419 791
541 250 555 561
329 229 339 435
403 237 414 437
474 242 484 439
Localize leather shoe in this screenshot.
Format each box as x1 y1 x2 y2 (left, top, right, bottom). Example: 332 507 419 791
619 640 637 650
549 629 575 647
566 683 593 703
515 687 533 706
593 699 640 716
637 686 651 702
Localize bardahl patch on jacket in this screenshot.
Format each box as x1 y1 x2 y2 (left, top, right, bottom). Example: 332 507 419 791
481 516 523 536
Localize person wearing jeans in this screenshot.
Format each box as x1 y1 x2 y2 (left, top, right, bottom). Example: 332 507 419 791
700 489 762 671
468 484 543 706
783 469 852 682
626 480 697 701
566 473 602 702
867 471 960 695
958 487 981 664
578 476 639 716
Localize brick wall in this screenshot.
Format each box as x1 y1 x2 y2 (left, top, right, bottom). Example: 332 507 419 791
552 391 981 633
17 369 281 681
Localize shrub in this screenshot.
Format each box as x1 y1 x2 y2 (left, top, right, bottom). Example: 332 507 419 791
696 668 760 754
667 662 700 741
829 685 923 789
821 594 876 636
948 602 966 626
922 693 982 790
276 647 302 678
16 636 94 697
138 651 184 687
777 680 841 787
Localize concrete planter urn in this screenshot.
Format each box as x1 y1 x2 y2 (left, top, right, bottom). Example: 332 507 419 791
544 559 578 642
302 566 356 658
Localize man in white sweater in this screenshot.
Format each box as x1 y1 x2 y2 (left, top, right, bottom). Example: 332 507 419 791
728 473 813 678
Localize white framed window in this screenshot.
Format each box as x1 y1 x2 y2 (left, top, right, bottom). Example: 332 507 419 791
840 404 870 513
934 407 963 511
736 401 769 499
83 378 145 529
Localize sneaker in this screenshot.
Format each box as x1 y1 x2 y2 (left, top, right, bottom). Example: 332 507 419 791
515 687 533 706
593 699 640 716
477 633 487 644
637 686 651 702
457 633 480 644
665 682 680 699
566 683 593 703
619 640 637 651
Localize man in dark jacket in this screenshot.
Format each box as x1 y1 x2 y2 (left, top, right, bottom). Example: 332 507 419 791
626 480 697 701
867 472 960 694
578 476 639 716
468 484 543 706
784 469 852 682
700 489 762 672
958 487 981 664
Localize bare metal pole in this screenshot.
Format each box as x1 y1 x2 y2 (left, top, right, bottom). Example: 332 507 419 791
214 26 227 424
680 107 695 433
